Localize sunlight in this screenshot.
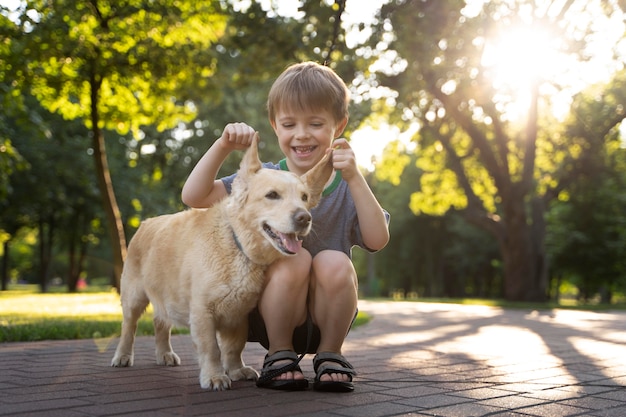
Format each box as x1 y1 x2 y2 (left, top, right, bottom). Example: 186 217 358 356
570 337 626 364
479 0 626 121
349 123 418 170
483 25 558 85
1 292 123 317
482 24 566 121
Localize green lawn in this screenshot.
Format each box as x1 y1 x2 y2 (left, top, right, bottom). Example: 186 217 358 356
0 286 174 342
0 285 370 343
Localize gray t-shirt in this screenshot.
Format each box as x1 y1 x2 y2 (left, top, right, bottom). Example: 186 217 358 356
221 159 388 258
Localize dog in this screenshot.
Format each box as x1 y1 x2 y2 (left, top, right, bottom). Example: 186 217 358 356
111 134 333 390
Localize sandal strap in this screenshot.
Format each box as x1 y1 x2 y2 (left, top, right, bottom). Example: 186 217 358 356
313 352 357 376
258 350 303 385
262 350 299 370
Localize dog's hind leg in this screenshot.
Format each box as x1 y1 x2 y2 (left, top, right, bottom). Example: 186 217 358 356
111 286 149 367
154 316 181 366
220 323 259 382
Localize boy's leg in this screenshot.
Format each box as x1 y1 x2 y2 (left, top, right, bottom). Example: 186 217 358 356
309 250 358 383
258 249 311 381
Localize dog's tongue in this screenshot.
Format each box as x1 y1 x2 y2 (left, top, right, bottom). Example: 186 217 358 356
280 233 302 253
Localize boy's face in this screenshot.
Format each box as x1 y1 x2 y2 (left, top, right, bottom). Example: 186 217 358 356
271 108 347 176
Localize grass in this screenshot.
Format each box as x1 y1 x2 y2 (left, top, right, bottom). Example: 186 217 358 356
0 285 372 343
0 286 185 343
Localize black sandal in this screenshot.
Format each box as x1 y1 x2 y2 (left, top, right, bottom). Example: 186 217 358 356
313 352 356 392
256 350 309 391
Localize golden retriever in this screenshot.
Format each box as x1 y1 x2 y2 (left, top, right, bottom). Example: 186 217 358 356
111 134 333 390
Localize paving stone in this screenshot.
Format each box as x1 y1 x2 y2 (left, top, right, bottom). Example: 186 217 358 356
1 300 625 417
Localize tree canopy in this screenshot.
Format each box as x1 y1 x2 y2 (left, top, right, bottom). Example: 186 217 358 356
365 0 626 300
1 0 626 303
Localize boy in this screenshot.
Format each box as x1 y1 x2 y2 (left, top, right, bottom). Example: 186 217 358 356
181 62 389 392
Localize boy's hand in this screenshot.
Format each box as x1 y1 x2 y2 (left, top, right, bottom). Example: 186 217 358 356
331 138 359 181
218 122 257 152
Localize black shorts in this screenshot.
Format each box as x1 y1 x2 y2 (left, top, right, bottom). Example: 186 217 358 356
247 308 358 354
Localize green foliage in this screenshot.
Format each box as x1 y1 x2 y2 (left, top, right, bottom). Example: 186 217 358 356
2 0 227 135
0 83 29 200
0 0 364 288
366 0 626 301
547 139 626 302
375 140 411 186
0 139 25 200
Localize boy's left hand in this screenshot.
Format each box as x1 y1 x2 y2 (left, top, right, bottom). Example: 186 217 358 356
331 138 359 181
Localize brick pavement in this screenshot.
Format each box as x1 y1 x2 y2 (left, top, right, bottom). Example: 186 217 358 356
1 300 625 417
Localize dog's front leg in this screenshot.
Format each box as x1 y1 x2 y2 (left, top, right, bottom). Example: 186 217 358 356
190 312 231 390
220 320 259 382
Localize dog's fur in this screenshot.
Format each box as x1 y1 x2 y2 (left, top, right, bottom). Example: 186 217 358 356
111 135 333 390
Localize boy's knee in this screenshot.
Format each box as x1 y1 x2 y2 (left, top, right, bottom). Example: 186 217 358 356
267 248 312 282
313 250 357 288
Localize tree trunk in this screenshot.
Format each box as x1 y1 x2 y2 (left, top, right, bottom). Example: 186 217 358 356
68 225 78 292
530 196 549 301
38 217 54 293
498 192 548 301
90 72 127 291
1 240 9 291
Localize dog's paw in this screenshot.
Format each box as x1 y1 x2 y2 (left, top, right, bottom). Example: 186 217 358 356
200 373 232 391
156 351 181 366
228 366 259 382
111 354 133 367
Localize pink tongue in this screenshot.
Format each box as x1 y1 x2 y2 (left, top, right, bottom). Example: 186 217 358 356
279 233 302 253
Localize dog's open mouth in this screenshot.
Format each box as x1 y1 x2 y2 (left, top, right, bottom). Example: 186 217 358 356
263 223 302 255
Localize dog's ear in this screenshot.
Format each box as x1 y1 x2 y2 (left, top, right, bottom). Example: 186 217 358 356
231 133 262 207
239 132 262 177
301 148 334 208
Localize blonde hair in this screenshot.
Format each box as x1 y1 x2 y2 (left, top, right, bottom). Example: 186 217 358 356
267 62 350 123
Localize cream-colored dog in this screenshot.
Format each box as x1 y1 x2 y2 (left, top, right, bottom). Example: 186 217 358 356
111 135 333 390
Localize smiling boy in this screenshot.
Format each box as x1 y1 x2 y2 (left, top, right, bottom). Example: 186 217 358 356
181 62 389 392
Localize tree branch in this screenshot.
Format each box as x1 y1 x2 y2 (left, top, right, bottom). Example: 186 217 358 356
323 0 346 63
432 125 505 241
430 82 509 194
521 80 539 194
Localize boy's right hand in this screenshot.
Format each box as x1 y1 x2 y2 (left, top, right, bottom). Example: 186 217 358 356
218 122 257 151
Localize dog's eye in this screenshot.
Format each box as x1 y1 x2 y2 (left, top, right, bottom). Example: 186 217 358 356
265 191 280 200
301 193 309 202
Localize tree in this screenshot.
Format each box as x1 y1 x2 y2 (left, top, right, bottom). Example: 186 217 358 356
367 0 626 300
546 76 626 303
1 1 228 289
177 0 364 166
0 82 29 290
1 93 103 292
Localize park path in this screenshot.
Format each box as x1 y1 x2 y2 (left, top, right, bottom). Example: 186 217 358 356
1 300 626 416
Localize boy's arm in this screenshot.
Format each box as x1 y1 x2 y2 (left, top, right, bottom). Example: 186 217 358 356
332 139 390 252
181 123 256 208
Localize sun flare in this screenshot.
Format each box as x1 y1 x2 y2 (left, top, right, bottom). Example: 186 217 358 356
481 24 567 120
483 26 560 84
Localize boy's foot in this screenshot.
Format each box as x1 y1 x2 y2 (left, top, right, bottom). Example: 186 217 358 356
313 352 356 392
256 350 309 391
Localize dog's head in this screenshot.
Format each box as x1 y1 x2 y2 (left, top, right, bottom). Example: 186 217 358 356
228 133 334 262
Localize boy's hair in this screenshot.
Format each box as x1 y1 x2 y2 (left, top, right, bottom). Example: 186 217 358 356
267 62 350 124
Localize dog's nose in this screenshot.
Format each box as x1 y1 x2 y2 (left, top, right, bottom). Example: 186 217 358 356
294 210 312 229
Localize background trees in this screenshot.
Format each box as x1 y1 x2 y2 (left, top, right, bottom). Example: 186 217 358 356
1 0 625 303
365 0 626 301
2 0 229 289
